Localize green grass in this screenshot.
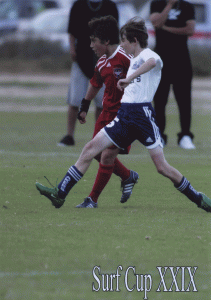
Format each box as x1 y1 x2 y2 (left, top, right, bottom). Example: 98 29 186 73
0 81 210 300
0 82 51 88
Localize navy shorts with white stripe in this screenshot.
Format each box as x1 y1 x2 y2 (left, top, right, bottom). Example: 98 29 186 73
103 103 163 150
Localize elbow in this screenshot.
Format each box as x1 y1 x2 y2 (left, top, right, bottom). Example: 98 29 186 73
188 29 195 37
151 20 164 29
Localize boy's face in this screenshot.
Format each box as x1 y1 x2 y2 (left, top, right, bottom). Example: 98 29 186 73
120 34 134 56
90 36 107 57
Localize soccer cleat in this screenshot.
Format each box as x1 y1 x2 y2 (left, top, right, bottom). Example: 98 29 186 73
35 182 65 208
57 135 75 146
120 170 139 203
179 135 195 149
198 193 211 212
76 197 97 208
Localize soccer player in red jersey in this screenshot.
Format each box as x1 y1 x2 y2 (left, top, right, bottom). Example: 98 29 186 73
75 15 139 207
36 16 139 208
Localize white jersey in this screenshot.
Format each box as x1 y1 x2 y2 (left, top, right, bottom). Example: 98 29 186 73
121 48 163 104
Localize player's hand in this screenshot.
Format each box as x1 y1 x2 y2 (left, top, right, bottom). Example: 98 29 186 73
117 78 130 91
78 111 87 124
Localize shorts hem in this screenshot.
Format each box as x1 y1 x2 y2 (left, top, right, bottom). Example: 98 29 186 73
101 128 124 150
146 138 163 149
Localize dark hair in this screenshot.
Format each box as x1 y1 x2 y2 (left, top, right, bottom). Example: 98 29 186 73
88 15 119 45
120 17 148 48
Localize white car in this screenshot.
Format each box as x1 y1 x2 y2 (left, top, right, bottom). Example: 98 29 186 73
113 0 137 28
17 8 70 51
0 0 61 36
17 1 138 52
139 0 211 75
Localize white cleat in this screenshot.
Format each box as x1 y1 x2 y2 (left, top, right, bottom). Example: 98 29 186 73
179 135 196 149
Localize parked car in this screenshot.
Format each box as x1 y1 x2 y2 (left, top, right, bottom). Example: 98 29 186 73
0 0 61 37
17 1 137 52
113 0 137 28
17 8 70 51
139 0 211 75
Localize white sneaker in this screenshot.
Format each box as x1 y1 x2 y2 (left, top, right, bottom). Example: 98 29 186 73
179 135 196 149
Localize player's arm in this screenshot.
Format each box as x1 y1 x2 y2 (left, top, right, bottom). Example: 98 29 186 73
150 0 178 28
117 58 156 91
162 20 195 36
77 82 101 124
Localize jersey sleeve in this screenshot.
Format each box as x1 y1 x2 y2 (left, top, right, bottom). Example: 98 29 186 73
141 49 163 68
90 65 104 89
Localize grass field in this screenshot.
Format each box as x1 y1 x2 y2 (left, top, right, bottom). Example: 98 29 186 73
0 75 210 300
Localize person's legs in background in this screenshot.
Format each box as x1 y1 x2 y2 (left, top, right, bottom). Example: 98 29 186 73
172 72 195 149
153 71 171 146
58 62 103 146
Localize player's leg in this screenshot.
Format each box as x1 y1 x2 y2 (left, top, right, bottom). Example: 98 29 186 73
95 145 138 203
149 145 183 184
67 105 78 139
36 130 113 207
148 146 211 212
77 147 119 207
75 131 112 174
58 62 89 146
93 147 119 201
77 149 138 207
90 111 138 204
113 158 130 180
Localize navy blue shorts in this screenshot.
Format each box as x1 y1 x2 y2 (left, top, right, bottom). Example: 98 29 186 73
102 103 163 150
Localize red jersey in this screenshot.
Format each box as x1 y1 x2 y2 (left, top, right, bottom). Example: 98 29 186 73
90 46 131 113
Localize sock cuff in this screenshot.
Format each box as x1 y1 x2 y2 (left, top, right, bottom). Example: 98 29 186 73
68 165 83 181
175 176 189 192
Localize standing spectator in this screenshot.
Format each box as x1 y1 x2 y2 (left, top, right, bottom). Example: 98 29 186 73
58 0 119 146
150 0 196 149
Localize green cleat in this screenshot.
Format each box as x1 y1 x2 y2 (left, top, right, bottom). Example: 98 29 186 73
198 193 211 212
35 182 65 208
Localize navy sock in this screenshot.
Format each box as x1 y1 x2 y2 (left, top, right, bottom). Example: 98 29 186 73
175 177 202 206
58 165 83 199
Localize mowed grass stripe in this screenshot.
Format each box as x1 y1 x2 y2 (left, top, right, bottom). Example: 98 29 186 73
0 149 211 159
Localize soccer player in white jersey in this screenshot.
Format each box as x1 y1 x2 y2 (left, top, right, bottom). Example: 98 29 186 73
36 17 211 212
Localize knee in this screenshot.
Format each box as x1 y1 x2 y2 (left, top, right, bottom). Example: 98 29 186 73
154 162 168 176
101 150 116 165
81 142 95 162
156 165 166 176
94 153 101 163
101 154 114 165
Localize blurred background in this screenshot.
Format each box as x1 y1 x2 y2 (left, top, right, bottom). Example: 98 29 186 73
0 0 210 75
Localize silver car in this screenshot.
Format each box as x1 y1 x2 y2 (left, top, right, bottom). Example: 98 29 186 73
139 0 211 75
